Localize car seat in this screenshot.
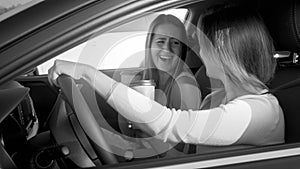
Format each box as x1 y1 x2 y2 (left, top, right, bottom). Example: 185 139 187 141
185 0 300 144
260 0 300 143
185 33 223 100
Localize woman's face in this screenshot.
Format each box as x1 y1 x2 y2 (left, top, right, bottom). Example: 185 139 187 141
150 23 183 74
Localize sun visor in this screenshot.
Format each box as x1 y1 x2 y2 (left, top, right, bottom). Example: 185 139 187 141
0 87 29 123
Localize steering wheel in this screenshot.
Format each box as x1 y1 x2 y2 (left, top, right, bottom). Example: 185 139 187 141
56 75 118 164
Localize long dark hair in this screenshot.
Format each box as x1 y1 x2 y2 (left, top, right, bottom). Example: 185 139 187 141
142 14 188 98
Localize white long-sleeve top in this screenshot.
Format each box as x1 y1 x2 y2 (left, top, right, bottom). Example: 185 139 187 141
107 82 284 146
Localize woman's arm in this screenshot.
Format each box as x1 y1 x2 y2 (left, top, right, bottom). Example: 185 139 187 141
48 60 254 145
48 60 116 100
106 82 252 145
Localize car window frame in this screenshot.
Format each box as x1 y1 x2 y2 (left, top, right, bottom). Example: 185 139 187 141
35 8 189 75
1 0 300 168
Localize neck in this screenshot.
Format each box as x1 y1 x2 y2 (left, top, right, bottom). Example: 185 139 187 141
159 73 170 89
222 78 250 103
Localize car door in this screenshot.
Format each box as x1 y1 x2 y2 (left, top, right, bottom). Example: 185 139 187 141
1 0 300 168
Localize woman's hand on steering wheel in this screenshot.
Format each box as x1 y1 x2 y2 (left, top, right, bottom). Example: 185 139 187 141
48 60 94 87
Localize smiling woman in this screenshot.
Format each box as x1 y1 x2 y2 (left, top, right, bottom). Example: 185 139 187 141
116 14 202 157
142 14 201 110
48 3 284 156
1 0 300 168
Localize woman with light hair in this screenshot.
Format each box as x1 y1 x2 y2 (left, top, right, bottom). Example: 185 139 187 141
121 14 202 155
140 14 201 112
48 4 284 153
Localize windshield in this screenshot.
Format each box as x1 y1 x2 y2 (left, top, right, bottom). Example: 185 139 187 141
37 8 189 74
0 0 43 22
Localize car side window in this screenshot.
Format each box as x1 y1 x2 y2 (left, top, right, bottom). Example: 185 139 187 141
36 8 188 75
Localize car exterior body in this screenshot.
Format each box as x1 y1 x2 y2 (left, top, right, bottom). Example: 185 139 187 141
1 0 300 168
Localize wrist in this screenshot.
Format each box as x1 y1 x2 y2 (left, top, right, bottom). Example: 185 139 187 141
81 65 96 83
105 81 119 101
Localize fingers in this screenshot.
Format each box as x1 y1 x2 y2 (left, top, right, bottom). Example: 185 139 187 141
48 65 59 87
48 60 78 87
48 67 53 86
48 60 63 87
48 60 92 87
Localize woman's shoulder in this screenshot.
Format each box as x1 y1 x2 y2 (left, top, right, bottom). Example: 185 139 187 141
230 93 284 145
176 69 194 78
175 71 197 84
233 92 279 108
229 93 282 119
217 93 282 130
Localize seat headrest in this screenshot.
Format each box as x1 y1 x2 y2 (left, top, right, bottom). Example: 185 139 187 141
260 0 300 52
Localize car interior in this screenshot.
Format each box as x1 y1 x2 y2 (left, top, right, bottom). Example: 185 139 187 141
0 0 300 168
